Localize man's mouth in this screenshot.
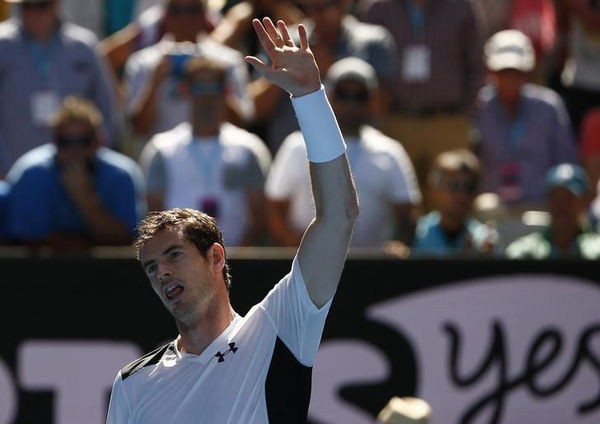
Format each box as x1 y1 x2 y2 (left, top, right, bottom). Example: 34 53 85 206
164 283 184 300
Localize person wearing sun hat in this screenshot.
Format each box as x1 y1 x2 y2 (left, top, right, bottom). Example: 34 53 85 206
475 29 577 212
505 163 600 259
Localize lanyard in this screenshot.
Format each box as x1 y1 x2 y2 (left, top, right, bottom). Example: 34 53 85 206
27 33 60 86
404 0 426 39
493 94 528 157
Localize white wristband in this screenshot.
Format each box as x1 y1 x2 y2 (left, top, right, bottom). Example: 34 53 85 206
291 86 346 163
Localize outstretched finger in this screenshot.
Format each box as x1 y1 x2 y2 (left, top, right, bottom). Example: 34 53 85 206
252 18 276 52
298 23 309 51
262 17 283 48
277 20 295 48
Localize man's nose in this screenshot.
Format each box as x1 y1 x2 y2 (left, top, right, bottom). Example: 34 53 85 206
157 262 172 281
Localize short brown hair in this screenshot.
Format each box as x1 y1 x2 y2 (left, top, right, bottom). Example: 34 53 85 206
134 208 231 289
51 96 103 134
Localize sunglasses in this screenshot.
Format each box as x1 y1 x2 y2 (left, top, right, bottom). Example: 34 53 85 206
167 3 204 15
442 179 478 194
21 1 53 10
334 90 369 104
189 80 224 96
55 133 95 147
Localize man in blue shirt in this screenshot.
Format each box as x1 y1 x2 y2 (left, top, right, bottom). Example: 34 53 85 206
0 181 9 244
411 149 499 257
6 96 145 251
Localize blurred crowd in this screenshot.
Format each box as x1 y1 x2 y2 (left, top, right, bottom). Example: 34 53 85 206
0 0 599 259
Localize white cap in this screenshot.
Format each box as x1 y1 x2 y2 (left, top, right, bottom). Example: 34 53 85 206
485 29 535 72
326 57 379 91
376 397 432 424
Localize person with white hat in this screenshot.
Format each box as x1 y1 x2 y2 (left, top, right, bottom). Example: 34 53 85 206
475 29 578 212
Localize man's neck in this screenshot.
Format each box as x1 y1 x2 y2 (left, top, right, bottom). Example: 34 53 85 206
192 122 220 138
177 303 235 355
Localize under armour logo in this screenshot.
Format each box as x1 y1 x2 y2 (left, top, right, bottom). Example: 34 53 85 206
215 342 238 362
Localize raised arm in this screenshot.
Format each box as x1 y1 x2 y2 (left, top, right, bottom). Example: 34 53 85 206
246 18 359 308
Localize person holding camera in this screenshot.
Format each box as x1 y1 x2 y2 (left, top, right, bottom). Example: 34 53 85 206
138 55 271 246
5 96 145 251
123 0 253 142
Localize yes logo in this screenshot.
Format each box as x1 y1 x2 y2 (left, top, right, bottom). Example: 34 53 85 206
310 275 600 424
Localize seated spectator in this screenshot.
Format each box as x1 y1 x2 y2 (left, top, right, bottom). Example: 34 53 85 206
265 57 420 248
0 180 9 243
6 96 145 251
0 0 115 177
138 56 270 246
411 149 499 257
506 163 600 259
121 1 252 143
476 29 577 210
250 0 398 155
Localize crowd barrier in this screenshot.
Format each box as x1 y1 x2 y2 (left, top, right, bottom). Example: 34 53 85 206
0 249 598 424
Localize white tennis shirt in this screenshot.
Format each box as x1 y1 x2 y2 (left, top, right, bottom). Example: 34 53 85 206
106 257 332 424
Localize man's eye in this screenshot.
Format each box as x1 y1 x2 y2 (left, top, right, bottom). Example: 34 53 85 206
170 251 182 260
147 264 157 275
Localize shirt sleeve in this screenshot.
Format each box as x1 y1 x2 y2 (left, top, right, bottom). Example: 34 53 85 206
139 141 167 194
105 372 130 424
258 256 332 366
265 133 305 200
388 144 422 204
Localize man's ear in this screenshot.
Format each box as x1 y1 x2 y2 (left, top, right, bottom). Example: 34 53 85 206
208 243 226 271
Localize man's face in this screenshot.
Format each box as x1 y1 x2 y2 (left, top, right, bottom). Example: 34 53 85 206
330 80 371 133
20 0 59 40
548 187 584 230
164 0 206 41
187 73 226 124
492 68 528 105
139 228 224 323
433 170 478 220
54 120 98 165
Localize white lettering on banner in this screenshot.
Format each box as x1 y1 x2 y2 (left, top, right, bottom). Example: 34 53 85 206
18 341 141 424
310 340 390 424
0 359 17 424
367 275 600 424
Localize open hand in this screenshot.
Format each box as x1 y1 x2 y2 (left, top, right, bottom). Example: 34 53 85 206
245 17 321 98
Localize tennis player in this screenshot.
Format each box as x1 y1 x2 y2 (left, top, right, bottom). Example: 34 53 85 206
105 17 359 423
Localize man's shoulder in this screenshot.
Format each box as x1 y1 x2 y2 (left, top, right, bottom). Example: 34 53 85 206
220 123 270 157
120 342 175 381
522 84 565 110
96 147 143 180
343 15 393 42
505 231 550 259
7 144 56 183
0 19 20 42
60 22 99 48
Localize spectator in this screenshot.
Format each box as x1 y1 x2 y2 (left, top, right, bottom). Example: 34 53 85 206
265 57 420 248
121 0 252 143
476 29 577 209
0 0 115 177
6 96 145 251
560 0 600 138
580 108 600 230
138 56 270 246
250 0 398 154
0 181 9 243
210 0 304 57
98 0 222 100
580 107 600 188
358 0 486 202
506 163 600 259
411 149 499 257
1 0 9 21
